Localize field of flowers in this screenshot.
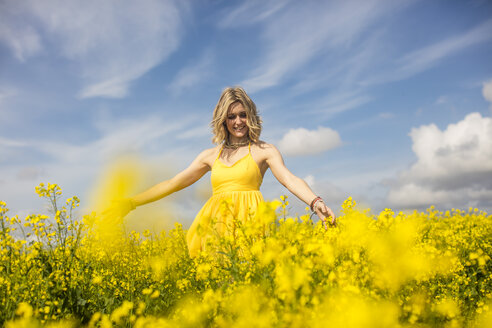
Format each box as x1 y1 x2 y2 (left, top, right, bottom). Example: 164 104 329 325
1 183 491 327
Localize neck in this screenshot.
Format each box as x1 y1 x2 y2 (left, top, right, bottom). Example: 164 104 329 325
225 136 249 149
228 136 249 144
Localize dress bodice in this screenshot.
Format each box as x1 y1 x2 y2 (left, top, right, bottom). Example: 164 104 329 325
211 144 262 194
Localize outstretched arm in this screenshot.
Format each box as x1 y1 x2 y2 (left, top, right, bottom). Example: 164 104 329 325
266 145 336 226
131 149 212 206
104 149 212 219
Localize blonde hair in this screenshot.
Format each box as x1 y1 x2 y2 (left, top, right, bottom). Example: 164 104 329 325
211 86 262 144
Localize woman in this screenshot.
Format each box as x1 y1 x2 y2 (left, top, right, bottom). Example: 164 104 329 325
109 87 336 257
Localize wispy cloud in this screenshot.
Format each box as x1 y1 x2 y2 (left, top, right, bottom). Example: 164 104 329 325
0 112 201 214
0 113 190 167
0 22 42 61
367 19 492 85
217 0 292 28
167 49 214 95
0 0 189 98
0 85 17 105
435 96 448 105
0 137 27 148
318 94 372 118
232 0 412 93
398 19 492 75
175 126 210 140
304 90 372 119
50 115 190 163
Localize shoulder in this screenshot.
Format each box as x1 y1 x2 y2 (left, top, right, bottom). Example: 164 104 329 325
252 140 282 158
195 145 221 163
253 140 278 150
201 145 221 155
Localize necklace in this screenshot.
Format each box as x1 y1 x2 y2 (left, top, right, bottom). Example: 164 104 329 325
224 140 249 149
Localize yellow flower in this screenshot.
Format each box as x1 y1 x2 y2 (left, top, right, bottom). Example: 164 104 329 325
15 302 33 318
111 301 133 324
92 275 103 284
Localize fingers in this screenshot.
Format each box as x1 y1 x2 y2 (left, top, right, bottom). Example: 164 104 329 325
101 204 125 223
102 199 134 220
314 207 329 230
326 208 336 226
326 208 336 227
316 203 337 228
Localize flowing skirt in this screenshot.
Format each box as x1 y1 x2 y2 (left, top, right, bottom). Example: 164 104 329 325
186 190 263 257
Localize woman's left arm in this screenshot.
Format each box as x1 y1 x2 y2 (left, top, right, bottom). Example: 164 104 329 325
265 144 336 226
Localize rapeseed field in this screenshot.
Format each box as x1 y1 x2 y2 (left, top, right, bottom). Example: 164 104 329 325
1 183 491 327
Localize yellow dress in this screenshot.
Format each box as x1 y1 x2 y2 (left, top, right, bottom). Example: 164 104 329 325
186 143 264 257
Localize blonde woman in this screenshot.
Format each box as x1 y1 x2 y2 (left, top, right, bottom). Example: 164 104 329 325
109 87 336 257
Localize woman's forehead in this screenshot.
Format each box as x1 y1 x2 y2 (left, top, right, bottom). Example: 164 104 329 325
228 102 245 113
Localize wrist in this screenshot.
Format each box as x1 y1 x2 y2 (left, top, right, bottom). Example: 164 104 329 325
310 196 322 211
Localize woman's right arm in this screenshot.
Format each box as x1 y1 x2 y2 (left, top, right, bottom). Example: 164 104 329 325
131 149 213 207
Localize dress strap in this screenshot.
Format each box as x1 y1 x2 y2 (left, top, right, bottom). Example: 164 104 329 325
248 142 251 153
215 145 224 161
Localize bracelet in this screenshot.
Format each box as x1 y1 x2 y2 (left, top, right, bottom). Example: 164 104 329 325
310 196 322 211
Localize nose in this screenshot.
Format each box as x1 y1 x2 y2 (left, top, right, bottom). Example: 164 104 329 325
234 116 242 125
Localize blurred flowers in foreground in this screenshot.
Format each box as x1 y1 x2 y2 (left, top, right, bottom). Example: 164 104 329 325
0 184 491 327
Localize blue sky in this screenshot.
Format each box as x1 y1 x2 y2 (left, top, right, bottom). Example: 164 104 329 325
1 0 492 228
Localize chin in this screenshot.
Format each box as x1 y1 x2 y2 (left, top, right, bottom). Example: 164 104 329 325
228 129 248 139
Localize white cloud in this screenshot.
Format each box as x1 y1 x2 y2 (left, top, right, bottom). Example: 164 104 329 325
278 127 342 156
0 0 188 98
387 112 492 209
388 183 492 209
483 79 492 111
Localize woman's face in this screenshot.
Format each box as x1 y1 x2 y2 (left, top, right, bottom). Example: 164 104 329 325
226 102 249 141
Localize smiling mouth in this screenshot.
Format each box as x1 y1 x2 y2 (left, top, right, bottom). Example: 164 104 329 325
233 126 245 132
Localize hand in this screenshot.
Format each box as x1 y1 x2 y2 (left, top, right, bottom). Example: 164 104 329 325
101 198 136 223
314 200 336 229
